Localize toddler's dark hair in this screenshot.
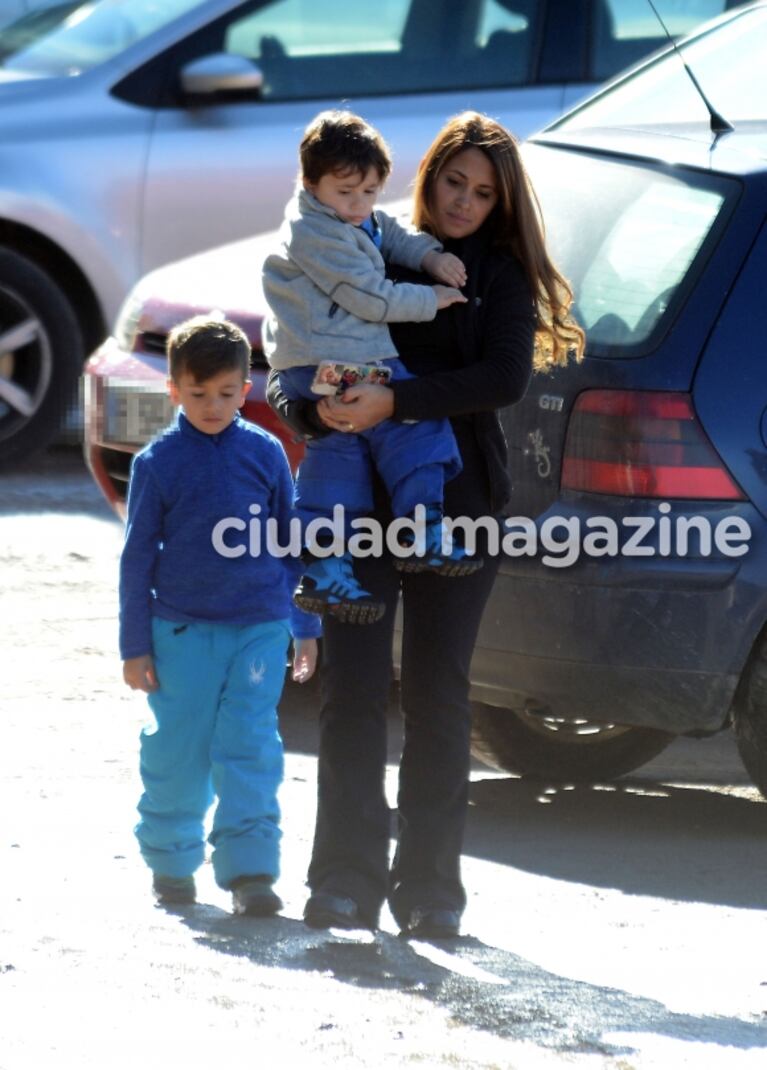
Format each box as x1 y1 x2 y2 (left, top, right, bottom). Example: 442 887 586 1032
300 110 392 184
167 316 251 383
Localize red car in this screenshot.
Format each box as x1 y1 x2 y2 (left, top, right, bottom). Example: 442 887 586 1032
84 233 303 518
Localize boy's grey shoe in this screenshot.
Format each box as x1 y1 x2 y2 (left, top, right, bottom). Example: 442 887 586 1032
231 876 283 917
152 874 196 905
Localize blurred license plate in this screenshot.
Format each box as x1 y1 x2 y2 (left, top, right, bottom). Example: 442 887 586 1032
103 381 173 446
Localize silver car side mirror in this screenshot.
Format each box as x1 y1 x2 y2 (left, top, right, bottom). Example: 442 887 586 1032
179 53 264 96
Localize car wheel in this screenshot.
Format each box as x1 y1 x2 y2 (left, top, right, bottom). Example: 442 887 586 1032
733 632 767 797
470 701 673 781
0 249 84 466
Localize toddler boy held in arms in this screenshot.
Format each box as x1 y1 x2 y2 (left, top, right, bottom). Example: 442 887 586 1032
262 110 482 626
119 316 320 914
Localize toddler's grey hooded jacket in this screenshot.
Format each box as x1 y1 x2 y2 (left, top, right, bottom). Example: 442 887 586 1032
262 188 441 370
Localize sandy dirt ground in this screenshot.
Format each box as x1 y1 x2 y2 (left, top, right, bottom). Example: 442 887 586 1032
1 448 767 1070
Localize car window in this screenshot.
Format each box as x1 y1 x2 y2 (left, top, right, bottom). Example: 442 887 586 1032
592 0 735 81
223 0 540 100
0 0 203 75
523 144 731 356
560 3 767 126
0 2 83 61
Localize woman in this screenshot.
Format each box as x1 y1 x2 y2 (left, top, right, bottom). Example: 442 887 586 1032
267 111 583 937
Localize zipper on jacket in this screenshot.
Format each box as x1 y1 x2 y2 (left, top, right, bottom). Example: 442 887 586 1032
328 302 339 318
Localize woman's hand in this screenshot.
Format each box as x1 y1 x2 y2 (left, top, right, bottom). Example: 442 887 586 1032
317 383 395 433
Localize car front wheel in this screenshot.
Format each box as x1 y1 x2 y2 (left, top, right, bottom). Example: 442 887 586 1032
0 248 83 466
733 631 767 798
470 701 673 781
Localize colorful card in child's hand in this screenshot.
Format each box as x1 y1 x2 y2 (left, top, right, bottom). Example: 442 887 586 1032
310 360 393 396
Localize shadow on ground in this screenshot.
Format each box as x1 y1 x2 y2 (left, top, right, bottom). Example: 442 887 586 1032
175 904 767 1058
465 773 767 910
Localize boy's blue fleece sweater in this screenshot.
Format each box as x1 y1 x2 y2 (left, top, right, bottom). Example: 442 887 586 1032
119 412 320 659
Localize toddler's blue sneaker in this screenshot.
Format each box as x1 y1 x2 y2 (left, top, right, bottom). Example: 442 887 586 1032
394 508 484 577
293 552 385 625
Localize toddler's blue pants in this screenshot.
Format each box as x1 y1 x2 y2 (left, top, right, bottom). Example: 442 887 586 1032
278 359 462 524
135 617 290 889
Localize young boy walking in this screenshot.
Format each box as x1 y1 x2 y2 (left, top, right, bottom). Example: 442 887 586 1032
119 316 320 914
262 110 481 626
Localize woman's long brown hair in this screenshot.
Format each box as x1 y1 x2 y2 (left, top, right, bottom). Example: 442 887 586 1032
412 111 585 370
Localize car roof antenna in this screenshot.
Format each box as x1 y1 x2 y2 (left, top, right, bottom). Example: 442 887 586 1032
645 0 733 139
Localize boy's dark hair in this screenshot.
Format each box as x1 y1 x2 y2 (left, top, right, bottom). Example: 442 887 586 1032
167 315 251 383
300 110 392 185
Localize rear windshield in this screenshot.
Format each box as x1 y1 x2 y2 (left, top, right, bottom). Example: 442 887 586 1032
522 144 733 357
553 5 767 129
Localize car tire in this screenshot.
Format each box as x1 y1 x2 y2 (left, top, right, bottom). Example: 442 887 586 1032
733 632 767 797
470 701 673 781
0 248 84 467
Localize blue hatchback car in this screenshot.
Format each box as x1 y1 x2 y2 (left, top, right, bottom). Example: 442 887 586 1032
467 1 767 789
84 3 767 791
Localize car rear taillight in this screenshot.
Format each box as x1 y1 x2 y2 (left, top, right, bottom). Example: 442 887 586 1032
561 390 745 499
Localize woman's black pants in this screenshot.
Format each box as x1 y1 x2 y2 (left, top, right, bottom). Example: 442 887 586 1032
307 543 501 928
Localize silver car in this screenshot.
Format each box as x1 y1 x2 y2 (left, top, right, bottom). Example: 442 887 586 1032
0 0 747 463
